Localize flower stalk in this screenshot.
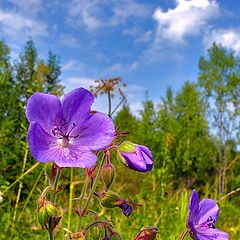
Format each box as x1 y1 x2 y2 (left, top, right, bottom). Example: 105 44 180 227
48 167 61 240
179 229 188 240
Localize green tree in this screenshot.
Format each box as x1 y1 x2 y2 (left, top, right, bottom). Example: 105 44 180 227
198 43 240 195
173 82 215 185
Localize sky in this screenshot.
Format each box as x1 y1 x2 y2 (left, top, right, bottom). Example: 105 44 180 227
0 0 240 115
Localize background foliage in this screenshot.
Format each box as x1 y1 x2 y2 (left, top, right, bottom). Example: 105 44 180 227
0 39 239 239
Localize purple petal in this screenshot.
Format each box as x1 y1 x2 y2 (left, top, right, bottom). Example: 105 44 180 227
121 152 147 172
73 112 115 150
197 199 219 225
62 88 94 126
28 122 97 168
138 145 153 165
28 122 59 163
118 202 132 217
196 227 228 240
188 190 199 226
26 92 62 134
54 146 97 168
188 221 200 240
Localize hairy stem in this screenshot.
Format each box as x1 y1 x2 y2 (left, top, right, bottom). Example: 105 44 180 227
76 176 89 231
82 155 105 216
13 146 28 221
179 229 188 240
68 168 74 230
48 168 61 240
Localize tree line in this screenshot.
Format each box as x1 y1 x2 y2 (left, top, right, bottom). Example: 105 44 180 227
0 39 239 201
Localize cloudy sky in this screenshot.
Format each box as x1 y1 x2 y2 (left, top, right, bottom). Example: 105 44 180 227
0 0 240 114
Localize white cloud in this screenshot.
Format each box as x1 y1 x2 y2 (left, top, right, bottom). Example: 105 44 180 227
203 28 240 54
62 60 86 72
153 0 219 44
103 63 124 75
59 34 80 48
64 76 96 92
0 9 47 40
66 0 151 30
8 0 43 17
129 61 139 71
135 30 153 43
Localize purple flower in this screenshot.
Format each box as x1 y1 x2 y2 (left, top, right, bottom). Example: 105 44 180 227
118 141 153 172
26 88 115 168
188 190 228 240
118 202 132 217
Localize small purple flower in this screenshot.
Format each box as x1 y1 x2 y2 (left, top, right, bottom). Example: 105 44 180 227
188 190 228 240
118 141 153 172
26 88 115 168
118 202 132 217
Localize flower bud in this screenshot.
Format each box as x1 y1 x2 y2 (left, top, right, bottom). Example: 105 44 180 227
118 141 153 172
101 163 115 190
37 200 57 228
134 226 158 240
38 205 48 228
99 191 121 208
45 201 57 217
96 191 134 217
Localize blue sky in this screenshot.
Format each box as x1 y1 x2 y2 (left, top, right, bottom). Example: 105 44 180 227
1 0 240 114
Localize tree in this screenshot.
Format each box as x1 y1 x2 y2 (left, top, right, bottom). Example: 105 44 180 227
198 43 240 195
173 82 215 185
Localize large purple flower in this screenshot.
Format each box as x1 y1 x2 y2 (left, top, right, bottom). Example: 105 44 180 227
117 141 153 172
26 88 115 168
188 190 228 240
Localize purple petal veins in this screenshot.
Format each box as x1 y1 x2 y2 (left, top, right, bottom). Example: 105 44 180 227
26 88 115 168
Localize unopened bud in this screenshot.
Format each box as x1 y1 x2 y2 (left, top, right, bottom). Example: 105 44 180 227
101 163 115 190
134 226 158 240
117 141 154 173
38 205 48 228
99 191 121 208
45 201 57 217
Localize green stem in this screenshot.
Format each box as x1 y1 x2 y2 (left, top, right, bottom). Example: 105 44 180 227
18 168 44 220
107 90 111 116
13 146 28 221
49 231 54 240
68 168 74 230
3 162 40 194
76 176 89 231
48 168 61 240
180 229 188 240
78 155 105 230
